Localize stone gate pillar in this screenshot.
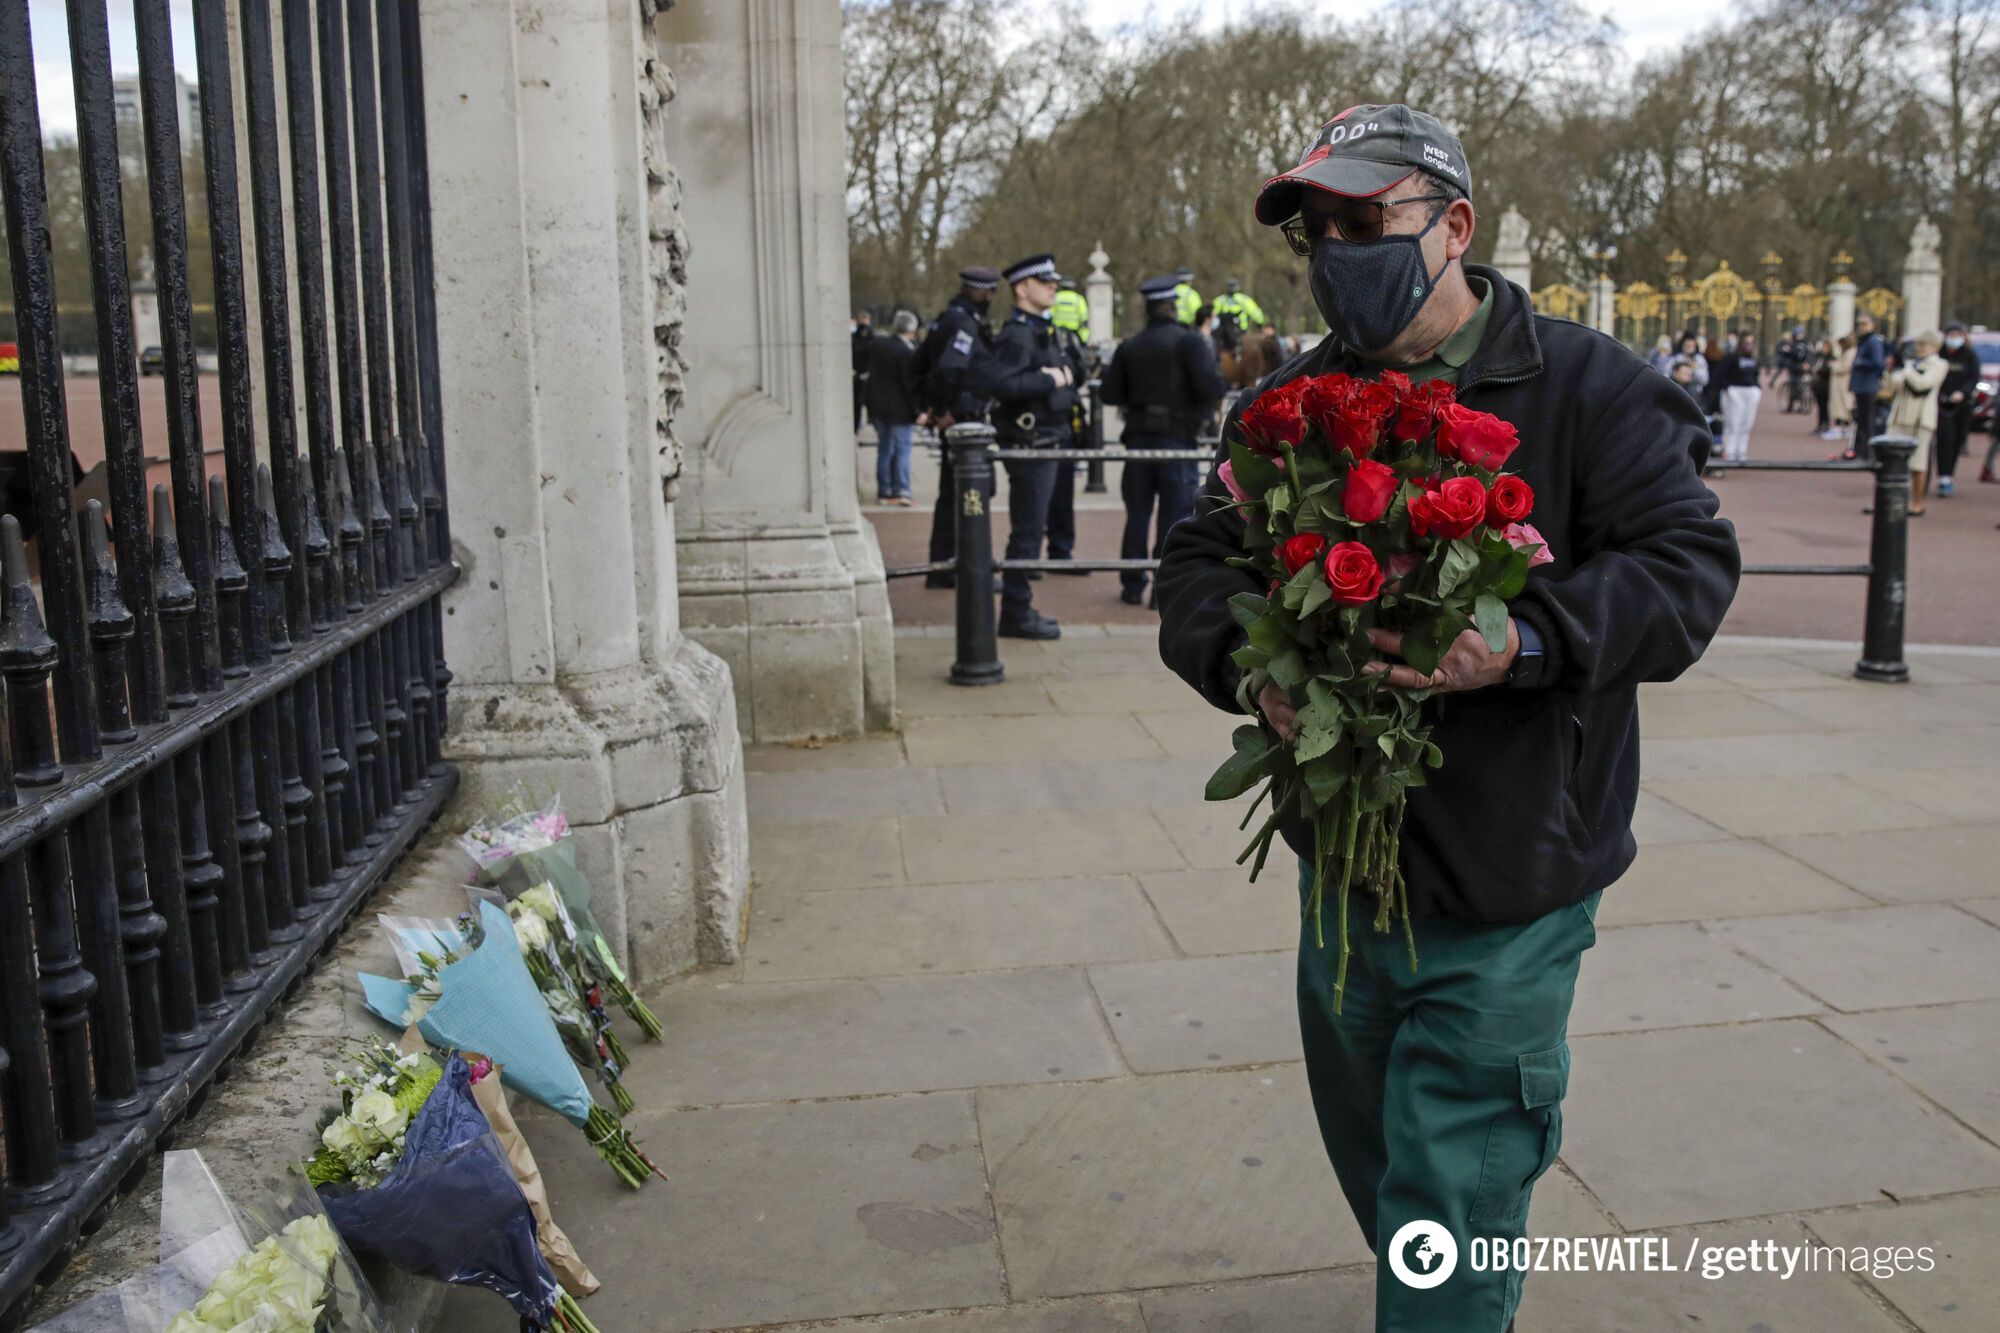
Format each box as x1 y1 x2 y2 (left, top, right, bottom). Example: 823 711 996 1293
1491 207 1531 293
421 0 750 982
1086 242 1115 351
657 0 895 742
1902 218 1942 335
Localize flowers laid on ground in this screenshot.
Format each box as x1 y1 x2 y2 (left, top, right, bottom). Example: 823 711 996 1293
507 884 635 1113
358 902 662 1187
163 1213 342 1333
461 792 663 1040
312 1047 601 1332
1207 370 1549 1008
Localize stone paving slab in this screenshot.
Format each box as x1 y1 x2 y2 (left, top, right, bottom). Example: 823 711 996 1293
1765 825 2000 902
1642 773 1952 838
1087 953 1302 1073
1148 801 1266 871
897 673 1059 718
1515 1220 1906 1332
787 1296 1149 1330
1137 867 1302 956
1709 904 2000 1011
900 809 1191 884
1752 684 1980 732
1043 672 1211 715
979 1066 1372 1299
1801 1192 2000 1332
1638 730 1913 782
743 877 1177 981
1135 1269 1374 1330
749 765 946 823
1559 1020 2000 1229
631 968 1124 1106
1628 790 1732 845
1596 839 1872 925
1858 721 2000 768
1136 707 1244 760
1636 689 1831 738
903 714 1166 767
1846 764 2000 824
1824 999 2000 1144
751 816 906 891
936 757 1217 816
1568 923 1824 1035
477 1093 1005 1332
746 735 908 771
1959 898 2000 927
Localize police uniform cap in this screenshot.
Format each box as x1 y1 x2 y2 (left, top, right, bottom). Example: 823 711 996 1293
1138 275 1181 302
958 265 1001 292
1003 254 1061 285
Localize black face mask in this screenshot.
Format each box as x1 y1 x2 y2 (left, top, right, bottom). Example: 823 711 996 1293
1309 205 1451 356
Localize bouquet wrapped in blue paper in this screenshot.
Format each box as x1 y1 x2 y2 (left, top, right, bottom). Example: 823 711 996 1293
316 1052 599 1332
359 901 661 1187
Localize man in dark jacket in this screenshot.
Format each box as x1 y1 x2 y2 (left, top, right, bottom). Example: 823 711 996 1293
1101 273 1227 606
1847 312 1888 461
1935 322 1980 496
913 266 1000 588
864 311 921 504
1156 104 1740 1332
978 253 1080 640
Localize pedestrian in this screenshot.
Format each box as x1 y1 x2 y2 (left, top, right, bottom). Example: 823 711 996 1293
1846 312 1888 461
1717 331 1762 466
864 311 920 505
1159 102 1738 1333
1810 337 1833 435
1648 334 1674 373
1701 334 1726 416
1101 273 1227 607
978 253 1079 640
1675 333 1708 395
1933 322 1980 497
1829 331 1855 440
1885 329 1946 515
911 266 1001 589
1173 267 1202 326
850 310 872 432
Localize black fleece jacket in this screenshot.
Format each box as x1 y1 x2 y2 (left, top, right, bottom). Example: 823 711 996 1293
1155 266 1742 924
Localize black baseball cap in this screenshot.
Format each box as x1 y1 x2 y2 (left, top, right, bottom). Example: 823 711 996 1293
1254 104 1471 226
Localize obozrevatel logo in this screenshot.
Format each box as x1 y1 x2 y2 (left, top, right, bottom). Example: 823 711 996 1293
1387 1219 1459 1289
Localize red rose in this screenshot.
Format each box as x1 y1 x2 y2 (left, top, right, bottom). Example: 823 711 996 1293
1239 386 1307 454
1323 541 1385 606
1341 457 1399 523
1435 403 1521 471
1297 374 1356 438
1332 382 1396 459
1486 474 1534 526
1377 369 1413 401
1276 532 1327 576
1408 474 1487 540
1393 379 1455 443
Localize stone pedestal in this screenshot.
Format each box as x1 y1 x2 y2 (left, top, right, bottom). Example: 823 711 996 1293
422 0 749 980
658 0 893 742
1491 207 1532 293
1086 243 1115 353
130 280 161 353
1827 280 1857 339
1902 218 1942 337
1589 275 1616 336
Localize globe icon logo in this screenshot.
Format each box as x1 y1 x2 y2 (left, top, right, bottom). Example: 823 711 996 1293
1387 1218 1459 1289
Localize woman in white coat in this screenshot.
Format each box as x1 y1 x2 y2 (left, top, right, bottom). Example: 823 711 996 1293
1885 329 1947 515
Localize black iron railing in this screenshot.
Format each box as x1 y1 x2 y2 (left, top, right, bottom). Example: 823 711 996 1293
0 2 455 1322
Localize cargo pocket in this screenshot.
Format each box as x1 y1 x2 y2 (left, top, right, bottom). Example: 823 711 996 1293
1467 1044 1570 1227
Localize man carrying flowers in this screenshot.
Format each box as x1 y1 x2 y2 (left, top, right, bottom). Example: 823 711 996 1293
1156 104 1741 1331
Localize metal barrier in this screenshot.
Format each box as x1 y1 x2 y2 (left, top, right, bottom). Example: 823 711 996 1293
882 424 1915 690
0 1 455 1321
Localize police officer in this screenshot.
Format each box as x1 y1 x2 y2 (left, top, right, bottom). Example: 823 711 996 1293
1042 312 1092 575
1172 267 1202 326
912 265 1000 590
1101 274 1227 607
1050 278 1091 341
977 254 1079 639
1211 279 1267 349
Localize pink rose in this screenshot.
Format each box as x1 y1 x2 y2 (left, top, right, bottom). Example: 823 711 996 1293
1384 552 1421 589
1503 522 1554 567
1218 460 1249 503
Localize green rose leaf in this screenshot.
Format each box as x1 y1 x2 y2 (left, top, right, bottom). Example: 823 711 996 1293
1228 591 1271 628
1474 593 1511 654
1299 577 1334 618
1300 749 1351 804
1268 647 1309 691
1206 724 1280 801
1437 540 1481 600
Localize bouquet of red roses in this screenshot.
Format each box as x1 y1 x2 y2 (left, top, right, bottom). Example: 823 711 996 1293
1206 369 1553 1007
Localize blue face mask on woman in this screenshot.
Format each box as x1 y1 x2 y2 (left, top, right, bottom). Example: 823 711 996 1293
1308 206 1452 356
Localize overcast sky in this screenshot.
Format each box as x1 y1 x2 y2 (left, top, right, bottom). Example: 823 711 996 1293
1082 0 1737 64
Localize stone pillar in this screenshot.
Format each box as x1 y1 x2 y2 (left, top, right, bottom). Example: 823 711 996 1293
1491 207 1531 293
130 279 161 353
1827 280 1857 339
658 0 893 742
1086 242 1115 352
421 0 750 981
1589 275 1616 337
1901 218 1942 336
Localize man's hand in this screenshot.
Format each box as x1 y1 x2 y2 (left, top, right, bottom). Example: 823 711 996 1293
1361 621 1520 693
1042 365 1073 389
1257 680 1298 740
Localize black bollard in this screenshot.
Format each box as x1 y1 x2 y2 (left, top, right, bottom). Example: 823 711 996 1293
1084 378 1108 493
948 424 1003 686
1855 435 1913 683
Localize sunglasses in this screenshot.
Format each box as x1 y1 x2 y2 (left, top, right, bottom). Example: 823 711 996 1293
1281 193 1452 255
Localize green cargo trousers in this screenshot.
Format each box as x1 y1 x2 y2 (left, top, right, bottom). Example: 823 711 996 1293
1295 860 1600 1332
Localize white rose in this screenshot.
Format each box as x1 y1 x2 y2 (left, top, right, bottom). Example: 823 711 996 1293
320 1113 367 1156
512 911 552 953
348 1088 407 1145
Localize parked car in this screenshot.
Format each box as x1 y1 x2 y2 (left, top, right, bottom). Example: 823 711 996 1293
1970 334 2000 432
139 345 165 375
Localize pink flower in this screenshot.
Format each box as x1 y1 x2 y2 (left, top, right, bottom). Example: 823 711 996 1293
1503 522 1554 567
469 1056 495 1083
1218 460 1249 503
1384 552 1421 589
